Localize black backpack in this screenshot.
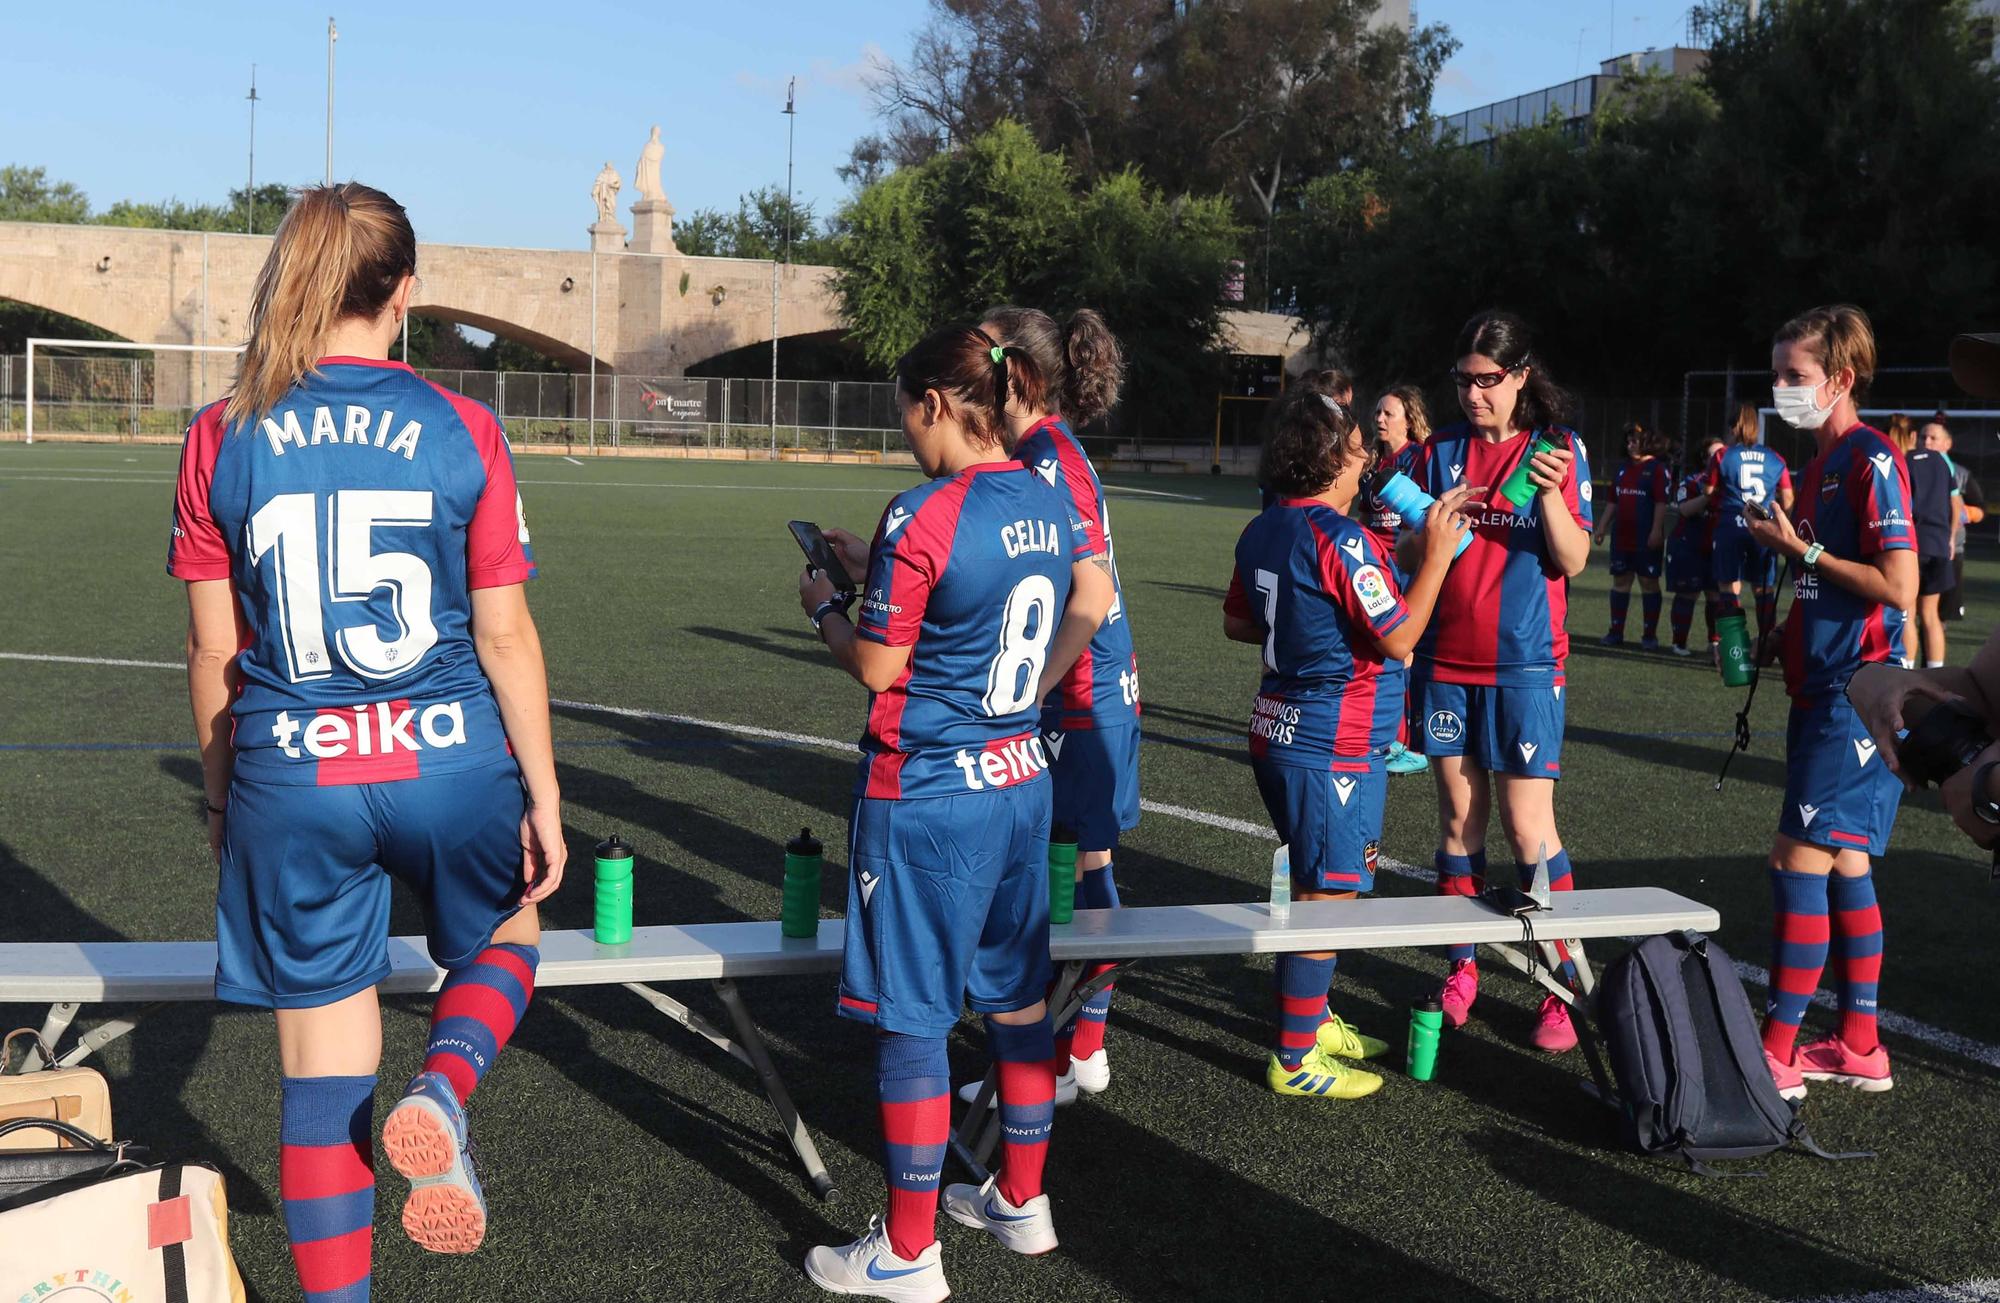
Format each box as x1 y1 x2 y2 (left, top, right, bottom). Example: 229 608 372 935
1596 930 1867 1172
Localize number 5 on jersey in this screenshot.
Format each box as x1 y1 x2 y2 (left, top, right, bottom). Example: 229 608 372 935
249 489 439 683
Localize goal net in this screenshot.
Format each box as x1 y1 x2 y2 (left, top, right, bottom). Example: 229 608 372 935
23 337 245 444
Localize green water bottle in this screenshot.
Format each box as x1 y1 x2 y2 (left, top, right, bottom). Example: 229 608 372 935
781 827 823 939
1048 825 1079 925
594 834 634 946
1407 996 1443 1082
1496 433 1563 509
1717 613 1755 687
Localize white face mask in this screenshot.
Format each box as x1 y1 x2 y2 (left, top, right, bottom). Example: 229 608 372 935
1772 379 1838 430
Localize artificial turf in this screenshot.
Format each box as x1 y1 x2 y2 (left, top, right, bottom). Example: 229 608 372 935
3 439 1999 1301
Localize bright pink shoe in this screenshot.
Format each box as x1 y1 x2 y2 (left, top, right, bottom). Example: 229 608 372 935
1439 961 1478 1028
1764 1048 1807 1102
1530 994 1578 1053
1797 1035 1893 1092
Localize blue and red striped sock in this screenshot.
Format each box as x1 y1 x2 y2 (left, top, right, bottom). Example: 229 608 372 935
423 942 537 1103
1608 588 1630 636
1517 849 1579 986
1763 868 1830 1058
1670 592 1695 647
1436 850 1485 965
279 1074 375 1303
1641 591 1662 640
987 1016 1058 1208
877 1033 949 1259
1274 954 1337 1069
1059 865 1120 1062
1829 871 1884 1052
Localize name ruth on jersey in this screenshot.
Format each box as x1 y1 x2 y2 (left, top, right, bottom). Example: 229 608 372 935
261 404 424 460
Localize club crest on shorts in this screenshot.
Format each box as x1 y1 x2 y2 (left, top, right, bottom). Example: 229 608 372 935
1363 840 1380 875
1427 710 1463 745
1352 565 1395 618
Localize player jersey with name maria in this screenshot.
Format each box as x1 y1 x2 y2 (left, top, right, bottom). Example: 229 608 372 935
1360 440 1426 557
1781 423 1914 700
1224 500 1409 764
1405 424 1592 686
1707 443 1792 534
1014 415 1133 731
167 357 536 786
854 462 1090 800
1609 458 1671 550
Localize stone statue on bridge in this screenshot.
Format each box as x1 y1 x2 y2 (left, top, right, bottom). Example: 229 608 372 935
592 162 622 226
634 126 667 204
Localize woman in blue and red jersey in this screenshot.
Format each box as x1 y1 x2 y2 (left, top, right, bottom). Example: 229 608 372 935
1685 402 1796 643
1225 380 1471 1099
1743 305 1915 1100
1665 435 1727 656
799 324 1114 1301
952 305 1137 1103
1361 384 1435 776
1592 421 1672 648
1397 310 1594 1053
169 185 564 1296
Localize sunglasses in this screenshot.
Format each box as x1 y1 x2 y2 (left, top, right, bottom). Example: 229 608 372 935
1449 365 1522 390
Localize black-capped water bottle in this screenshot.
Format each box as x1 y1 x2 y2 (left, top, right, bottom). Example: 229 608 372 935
781 827 823 939
594 834 634 946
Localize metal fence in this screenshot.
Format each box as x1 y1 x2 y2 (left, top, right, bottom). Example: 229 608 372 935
0 355 908 456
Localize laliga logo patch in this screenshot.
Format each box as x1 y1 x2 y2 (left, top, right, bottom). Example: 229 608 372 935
1870 452 1894 479
1036 457 1060 486
1580 480 1593 504
858 869 881 907
1798 803 1819 827
515 493 531 545
1854 738 1878 767
1428 710 1463 745
1333 776 1357 806
883 506 913 537
1352 565 1395 618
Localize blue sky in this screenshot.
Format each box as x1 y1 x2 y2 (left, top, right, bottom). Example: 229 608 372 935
4 1 1696 252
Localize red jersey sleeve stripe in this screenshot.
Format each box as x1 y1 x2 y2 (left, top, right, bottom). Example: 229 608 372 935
167 402 233 581
422 379 537 588
1053 432 1109 556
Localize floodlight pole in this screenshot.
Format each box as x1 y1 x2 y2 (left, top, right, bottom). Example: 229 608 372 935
246 65 259 234
325 18 337 185
770 75 795 457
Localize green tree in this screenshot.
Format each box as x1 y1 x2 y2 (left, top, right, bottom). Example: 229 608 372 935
833 120 1243 434
0 166 89 223
674 187 837 263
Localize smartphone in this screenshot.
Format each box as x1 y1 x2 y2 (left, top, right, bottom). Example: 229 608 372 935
788 520 856 593
1743 500 1774 522
1481 884 1544 917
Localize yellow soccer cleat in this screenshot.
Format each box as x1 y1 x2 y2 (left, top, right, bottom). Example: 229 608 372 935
1266 1046 1383 1100
1316 1013 1390 1061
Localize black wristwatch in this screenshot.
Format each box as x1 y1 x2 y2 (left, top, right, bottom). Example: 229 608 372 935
810 592 855 634
1972 760 2000 827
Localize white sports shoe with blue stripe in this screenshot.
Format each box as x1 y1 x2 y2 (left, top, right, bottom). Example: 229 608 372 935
943 1175 1058 1256
804 1217 949 1303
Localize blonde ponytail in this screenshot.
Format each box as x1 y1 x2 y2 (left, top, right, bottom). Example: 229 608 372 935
225 183 417 431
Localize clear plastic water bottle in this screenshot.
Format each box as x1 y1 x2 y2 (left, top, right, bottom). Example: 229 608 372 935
1269 845 1292 924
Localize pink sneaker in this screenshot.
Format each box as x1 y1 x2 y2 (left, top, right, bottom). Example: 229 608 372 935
1797 1035 1893 1092
1764 1048 1807 1102
1439 961 1478 1028
1530 994 1578 1053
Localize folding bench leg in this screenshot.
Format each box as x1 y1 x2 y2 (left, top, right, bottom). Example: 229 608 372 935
622 980 838 1201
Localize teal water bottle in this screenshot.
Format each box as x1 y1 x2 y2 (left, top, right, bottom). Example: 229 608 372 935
594 834 634 946
1496 433 1563 509
1048 825 1079 925
1407 996 1443 1081
781 827 823 939
1717 614 1755 687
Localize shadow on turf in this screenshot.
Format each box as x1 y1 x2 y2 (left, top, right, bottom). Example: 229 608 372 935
684 624 831 672
1468 1124 1918 1296
1135 578 1230 602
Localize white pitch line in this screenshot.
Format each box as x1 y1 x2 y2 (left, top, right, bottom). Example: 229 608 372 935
1103 484 1206 502
12 659 2000 1072
562 456 586 465
0 474 173 485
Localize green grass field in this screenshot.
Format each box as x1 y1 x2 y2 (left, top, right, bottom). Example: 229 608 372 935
5 440 2000 1301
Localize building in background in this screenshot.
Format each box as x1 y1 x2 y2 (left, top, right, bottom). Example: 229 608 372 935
1433 47 1708 153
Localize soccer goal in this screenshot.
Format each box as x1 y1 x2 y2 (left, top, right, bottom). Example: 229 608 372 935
22 337 245 445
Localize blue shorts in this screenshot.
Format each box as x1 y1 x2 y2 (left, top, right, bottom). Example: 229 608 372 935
839 783 1054 1038
1777 699 1902 857
216 759 526 1009
1609 547 1663 579
1042 721 1141 852
1251 758 1384 892
1664 537 1711 593
1712 528 1779 589
1411 677 1566 778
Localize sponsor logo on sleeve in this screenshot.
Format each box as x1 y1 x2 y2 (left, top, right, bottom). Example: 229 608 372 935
884 506 913 537
1353 565 1395 617
1035 457 1060 486
1869 452 1894 479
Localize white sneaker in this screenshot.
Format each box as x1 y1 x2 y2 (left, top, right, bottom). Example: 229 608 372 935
943 1175 1058 1256
955 1065 1079 1109
1069 1050 1110 1094
803 1217 950 1302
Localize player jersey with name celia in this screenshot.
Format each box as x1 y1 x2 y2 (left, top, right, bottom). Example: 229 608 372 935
167 357 536 786
854 462 1093 800
1781 423 1913 700
1224 500 1410 764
